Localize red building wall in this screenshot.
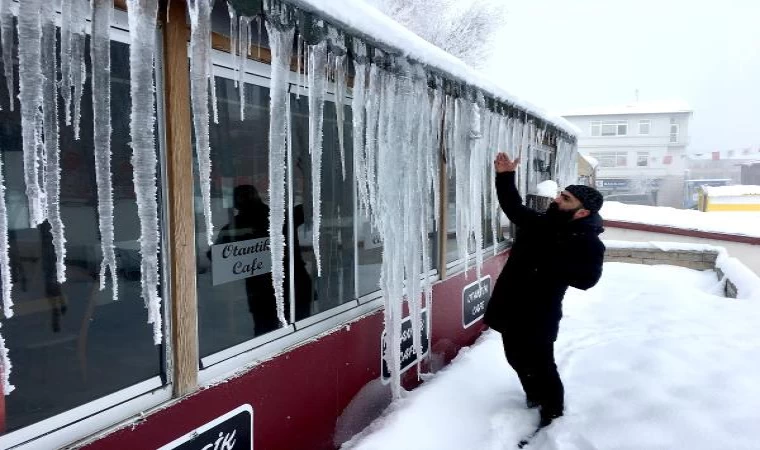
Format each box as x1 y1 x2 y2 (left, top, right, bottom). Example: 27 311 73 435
83 252 508 450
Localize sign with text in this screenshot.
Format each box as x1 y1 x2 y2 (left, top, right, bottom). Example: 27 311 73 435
212 238 272 286
158 404 253 450
381 309 430 383
462 275 492 328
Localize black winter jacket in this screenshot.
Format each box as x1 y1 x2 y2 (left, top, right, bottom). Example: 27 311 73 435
484 172 605 339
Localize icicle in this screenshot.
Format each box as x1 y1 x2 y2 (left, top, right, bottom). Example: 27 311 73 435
17 0 45 227
0 0 14 111
228 2 238 85
429 85 443 232
237 16 252 120
61 0 89 139
41 1 66 283
256 16 262 59
126 0 162 345
91 0 117 299
351 41 368 213
0 147 12 318
334 53 347 180
469 95 484 279
295 33 302 99
364 54 382 220
188 0 215 246
307 40 327 276
264 16 295 327
0 324 13 395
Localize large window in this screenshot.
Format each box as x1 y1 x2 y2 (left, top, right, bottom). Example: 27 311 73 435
195 67 359 360
591 120 628 137
0 36 166 434
591 151 628 167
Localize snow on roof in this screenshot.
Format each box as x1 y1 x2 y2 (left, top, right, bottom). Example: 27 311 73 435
702 185 760 197
562 100 692 117
289 0 579 137
600 201 760 238
580 152 599 168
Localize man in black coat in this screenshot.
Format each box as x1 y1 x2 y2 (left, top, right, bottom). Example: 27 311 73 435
484 152 606 428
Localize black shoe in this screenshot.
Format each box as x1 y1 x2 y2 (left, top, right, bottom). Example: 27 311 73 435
538 409 563 428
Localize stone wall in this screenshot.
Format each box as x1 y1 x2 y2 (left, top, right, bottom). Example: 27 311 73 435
604 247 718 271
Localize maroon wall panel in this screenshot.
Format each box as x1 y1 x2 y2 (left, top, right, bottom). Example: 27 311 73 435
83 251 508 450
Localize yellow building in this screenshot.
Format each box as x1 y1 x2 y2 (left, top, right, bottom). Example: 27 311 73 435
698 185 760 211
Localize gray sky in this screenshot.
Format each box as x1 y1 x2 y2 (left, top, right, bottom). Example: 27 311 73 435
484 0 760 153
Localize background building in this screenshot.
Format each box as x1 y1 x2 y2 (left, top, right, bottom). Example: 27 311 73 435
563 101 692 208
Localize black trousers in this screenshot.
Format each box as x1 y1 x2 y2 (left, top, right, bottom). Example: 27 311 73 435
501 332 564 416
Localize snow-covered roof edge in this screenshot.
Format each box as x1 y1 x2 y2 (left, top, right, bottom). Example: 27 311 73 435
562 100 692 117
702 185 760 197
284 0 580 138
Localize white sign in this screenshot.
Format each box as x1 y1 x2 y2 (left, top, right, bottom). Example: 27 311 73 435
212 237 272 286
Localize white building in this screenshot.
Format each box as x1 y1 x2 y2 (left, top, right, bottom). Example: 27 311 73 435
563 101 693 208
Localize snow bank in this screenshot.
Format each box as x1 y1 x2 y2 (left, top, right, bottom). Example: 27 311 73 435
288 0 579 137
342 263 760 450
702 185 760 197
603 240 760 300
601 201 760 238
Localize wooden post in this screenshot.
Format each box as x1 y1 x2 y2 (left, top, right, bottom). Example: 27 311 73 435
161 0 199 397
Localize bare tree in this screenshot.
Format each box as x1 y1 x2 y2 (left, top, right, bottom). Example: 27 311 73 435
366 0 507 69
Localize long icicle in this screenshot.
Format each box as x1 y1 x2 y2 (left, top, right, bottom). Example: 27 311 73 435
41 0 66 283
307 39 327 276
0 145 12 318
126 0 162 344
187 0 215 246
0 0 14 111
17 0 45 227
264 15 295 327
91 0 117 299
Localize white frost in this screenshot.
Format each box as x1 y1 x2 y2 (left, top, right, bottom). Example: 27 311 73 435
127 0 162 345
61 0 89 139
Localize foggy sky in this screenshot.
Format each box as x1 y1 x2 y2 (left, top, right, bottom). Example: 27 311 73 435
484 0 760 153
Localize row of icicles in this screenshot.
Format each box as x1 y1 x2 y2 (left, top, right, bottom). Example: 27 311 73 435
0 0 576 397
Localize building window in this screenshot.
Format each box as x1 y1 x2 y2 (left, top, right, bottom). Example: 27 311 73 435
670 123 679 143
0 36 166 434
590 152 628 167
637 152 649 167
590 120 627 137
638 120 650 135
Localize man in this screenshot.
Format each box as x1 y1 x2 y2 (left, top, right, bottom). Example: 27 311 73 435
484 152 605 428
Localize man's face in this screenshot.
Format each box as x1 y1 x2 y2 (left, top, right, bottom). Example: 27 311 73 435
552 191 590 220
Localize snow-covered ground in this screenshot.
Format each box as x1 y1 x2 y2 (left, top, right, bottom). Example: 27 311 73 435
600 201 760 238
342 263 760 450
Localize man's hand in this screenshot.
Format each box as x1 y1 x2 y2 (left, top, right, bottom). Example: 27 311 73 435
494 152 520 173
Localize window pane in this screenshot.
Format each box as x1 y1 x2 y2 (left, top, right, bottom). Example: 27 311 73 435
616 153 628 166
446 165 458 263
600 123 617 136
590 123 600 136
291 96 355 315
617 123 627 135
637 153 649 166
0 38 165 433
196 77 289 356
639 121 650 134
